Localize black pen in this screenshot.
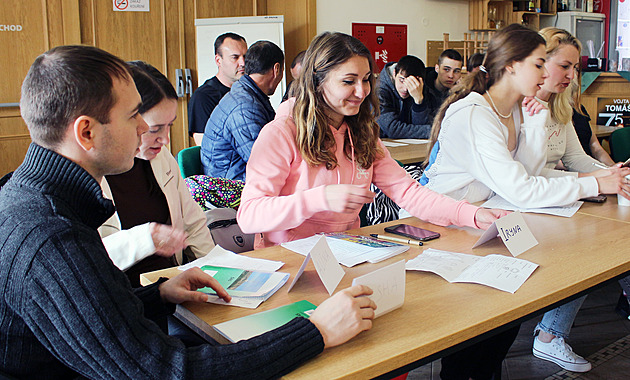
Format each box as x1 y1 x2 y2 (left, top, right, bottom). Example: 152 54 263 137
370 233 423 246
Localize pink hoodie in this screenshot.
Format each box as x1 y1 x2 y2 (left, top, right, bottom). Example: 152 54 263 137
237 99 480 249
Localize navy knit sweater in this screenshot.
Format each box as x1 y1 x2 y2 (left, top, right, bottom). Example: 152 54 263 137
0 143 324 379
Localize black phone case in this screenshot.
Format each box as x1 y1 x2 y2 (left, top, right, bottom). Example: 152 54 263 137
384 224 440 241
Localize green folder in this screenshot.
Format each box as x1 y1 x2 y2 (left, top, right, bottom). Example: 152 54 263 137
213 300 317 343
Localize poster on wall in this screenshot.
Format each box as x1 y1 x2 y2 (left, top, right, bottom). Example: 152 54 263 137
352 23 407 73
597 97 630 126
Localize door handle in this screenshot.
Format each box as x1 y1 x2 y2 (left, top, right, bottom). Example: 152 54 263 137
175 69 184 98
185 68 193 96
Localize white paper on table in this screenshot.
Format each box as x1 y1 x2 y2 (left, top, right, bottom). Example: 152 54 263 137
178 245 284 272
392 139 429 145
310 236 345 295
281 234 408 267
206 295 263 309
381 140 407 147
406 249 480 282
352 260 405 317
494 211 538 257
406 249 538 293
481 195 582 218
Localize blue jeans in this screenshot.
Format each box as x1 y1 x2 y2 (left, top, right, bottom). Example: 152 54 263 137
619 275 630 296
534 296 587 339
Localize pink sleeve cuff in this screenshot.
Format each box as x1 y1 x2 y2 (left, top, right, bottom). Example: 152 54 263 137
458 202 480 229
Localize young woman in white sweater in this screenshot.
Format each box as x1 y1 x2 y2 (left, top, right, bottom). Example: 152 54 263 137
420 29 630 208
422 25 630 373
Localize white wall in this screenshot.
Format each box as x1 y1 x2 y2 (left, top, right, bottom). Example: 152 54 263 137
316 0 470 64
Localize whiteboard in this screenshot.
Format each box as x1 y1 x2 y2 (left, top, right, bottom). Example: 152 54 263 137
195 16 285 109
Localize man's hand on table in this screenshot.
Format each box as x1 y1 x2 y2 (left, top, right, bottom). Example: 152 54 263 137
159 267 231 304
309 285 377 348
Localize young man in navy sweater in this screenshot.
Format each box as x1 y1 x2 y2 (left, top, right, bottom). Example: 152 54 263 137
0 45 375 379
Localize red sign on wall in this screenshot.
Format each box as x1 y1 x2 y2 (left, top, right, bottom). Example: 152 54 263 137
352 23 407 73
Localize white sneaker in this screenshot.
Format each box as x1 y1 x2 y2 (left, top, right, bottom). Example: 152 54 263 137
533 336 592 372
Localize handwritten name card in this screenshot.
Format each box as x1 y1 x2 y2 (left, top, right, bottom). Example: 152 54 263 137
473 211 538 257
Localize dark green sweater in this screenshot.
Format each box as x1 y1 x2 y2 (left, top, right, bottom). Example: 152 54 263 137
0 143 324 379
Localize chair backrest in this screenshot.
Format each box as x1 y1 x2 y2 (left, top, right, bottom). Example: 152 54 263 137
609 127 630 163
176 146 202 178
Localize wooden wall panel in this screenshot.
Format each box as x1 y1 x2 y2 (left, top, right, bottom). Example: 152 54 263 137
87 0 168 67
0 0 48 104
266 0 316 81
0 0 75 176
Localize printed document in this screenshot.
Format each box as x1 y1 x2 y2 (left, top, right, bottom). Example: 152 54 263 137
406 249 538 293
281 233 409 267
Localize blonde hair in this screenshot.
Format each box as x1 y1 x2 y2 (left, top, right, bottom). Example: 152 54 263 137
292 32 381 170
539 27 582 124
425 24 546 165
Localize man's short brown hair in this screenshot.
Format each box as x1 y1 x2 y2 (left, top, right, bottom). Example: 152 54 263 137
20 45 131 148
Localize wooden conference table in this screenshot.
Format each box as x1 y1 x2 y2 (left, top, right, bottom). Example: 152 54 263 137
382 138 428 165
143 203 630 379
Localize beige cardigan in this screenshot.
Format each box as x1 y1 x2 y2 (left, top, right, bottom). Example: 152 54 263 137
99 148 214 270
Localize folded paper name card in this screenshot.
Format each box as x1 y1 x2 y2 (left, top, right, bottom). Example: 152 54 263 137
287 235 345 295
473 212 538 257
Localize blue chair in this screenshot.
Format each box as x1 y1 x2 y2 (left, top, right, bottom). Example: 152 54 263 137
609 127 630 163
176 146 202 178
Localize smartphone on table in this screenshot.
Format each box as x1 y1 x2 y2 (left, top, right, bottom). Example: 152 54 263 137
383 224 440 241
579 195 607 203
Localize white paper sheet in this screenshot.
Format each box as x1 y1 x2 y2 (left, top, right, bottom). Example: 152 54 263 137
352 260 405 317
406 249 538 293
281 234 408 267
382 140 407 147
178 245 284 272
206 295 263 309
392 139 429 145
481 195 583 218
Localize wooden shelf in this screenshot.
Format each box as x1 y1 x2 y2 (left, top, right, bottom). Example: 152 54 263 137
469 0 557 31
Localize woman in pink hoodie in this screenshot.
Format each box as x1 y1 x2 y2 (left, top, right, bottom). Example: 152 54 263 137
237 32 506 249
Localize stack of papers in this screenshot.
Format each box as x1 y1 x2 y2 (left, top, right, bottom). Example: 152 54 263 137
199 265 289 309
406 248 538 293
281 233 409 267
481 195 582 218
178 245 284 272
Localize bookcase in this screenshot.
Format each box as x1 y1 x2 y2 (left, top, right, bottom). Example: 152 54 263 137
469 0 557 31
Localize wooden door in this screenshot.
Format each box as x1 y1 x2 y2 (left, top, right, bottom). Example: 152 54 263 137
0 0 80 176
78 0 187 154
